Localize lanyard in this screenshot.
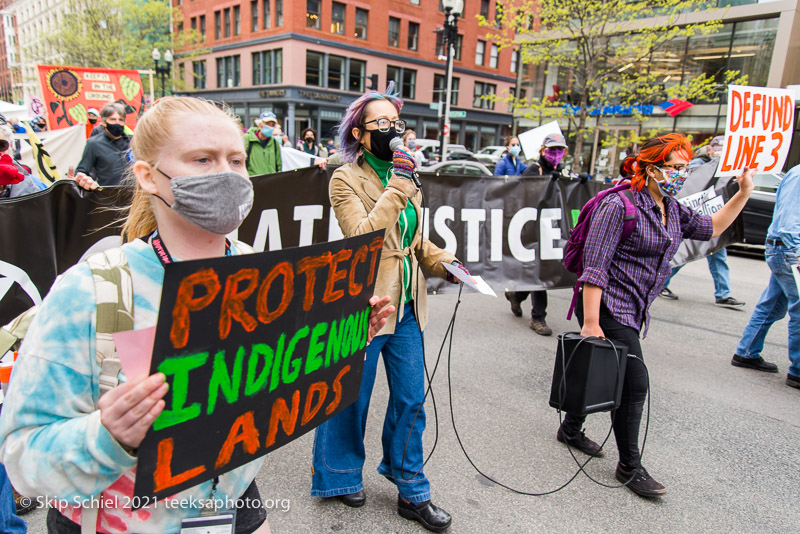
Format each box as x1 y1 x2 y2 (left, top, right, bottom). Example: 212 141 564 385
149 229 231 266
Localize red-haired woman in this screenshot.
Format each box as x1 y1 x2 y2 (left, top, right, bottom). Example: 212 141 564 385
558 134 754 498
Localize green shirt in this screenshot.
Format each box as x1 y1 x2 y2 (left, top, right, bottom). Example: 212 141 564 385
363 151 418 303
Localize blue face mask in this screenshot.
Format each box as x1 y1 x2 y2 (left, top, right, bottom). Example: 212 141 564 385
261 126 274 138
510 145 521 157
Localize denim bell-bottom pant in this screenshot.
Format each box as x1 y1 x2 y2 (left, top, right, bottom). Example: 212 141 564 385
311 303 431 503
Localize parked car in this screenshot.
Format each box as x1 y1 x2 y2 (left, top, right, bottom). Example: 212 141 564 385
420 160 493 176
420 144 472 163
473 145 507 164
739 171 783 246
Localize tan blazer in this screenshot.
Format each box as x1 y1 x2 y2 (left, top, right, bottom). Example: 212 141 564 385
330 159 457 335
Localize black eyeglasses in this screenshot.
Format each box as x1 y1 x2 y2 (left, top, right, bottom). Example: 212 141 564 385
0 116 7 126
362 118 406 133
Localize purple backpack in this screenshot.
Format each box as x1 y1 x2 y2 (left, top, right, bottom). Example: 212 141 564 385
564 182 637 320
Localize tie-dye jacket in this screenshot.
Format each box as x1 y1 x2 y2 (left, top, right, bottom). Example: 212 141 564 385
0 239 264 533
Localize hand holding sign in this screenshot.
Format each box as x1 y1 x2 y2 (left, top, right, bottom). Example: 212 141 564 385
367 295 394 343
99 373 168 450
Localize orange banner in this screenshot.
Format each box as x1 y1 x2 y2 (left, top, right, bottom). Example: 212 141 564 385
37 65 145 131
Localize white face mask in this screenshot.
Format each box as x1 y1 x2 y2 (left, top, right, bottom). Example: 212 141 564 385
155 169 254 235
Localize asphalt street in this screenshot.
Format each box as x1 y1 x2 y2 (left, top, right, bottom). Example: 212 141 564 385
22 253 799 533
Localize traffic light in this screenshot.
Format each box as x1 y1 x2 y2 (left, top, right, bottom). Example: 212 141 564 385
366 74 379 91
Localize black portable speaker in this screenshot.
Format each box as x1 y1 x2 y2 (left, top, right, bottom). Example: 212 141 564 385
549 333 628 416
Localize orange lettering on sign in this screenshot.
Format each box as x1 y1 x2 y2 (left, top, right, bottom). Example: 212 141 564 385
153 438 206 493
325 364 351 415
215 411 261 470
265 390 300 447
256 261 294 324
301 382 329 425
323 249 353 304
171 269 221 349
297 253 332 312
219 268 260 340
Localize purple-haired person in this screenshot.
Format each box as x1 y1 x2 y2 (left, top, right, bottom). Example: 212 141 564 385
310 83 463 532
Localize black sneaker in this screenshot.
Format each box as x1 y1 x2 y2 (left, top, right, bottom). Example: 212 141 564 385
505 291 523 317
398 497 452 532
731 354 779 373
787 373 800 389
715 297 746 308
615 463 667 498
556 426 604 457
659 287 678 300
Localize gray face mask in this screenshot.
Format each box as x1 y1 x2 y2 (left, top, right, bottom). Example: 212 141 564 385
155 169 254 235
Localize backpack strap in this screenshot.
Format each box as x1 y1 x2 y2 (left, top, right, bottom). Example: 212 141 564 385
245 138 254 170
84 248 134 397
616 189 637 242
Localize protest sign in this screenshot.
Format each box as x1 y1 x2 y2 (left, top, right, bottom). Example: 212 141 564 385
132 231 384 500
518 121 563 161
717 85 795 177
37 65 145 131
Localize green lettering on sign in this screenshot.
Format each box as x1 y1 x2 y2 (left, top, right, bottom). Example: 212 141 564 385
154 353 208 431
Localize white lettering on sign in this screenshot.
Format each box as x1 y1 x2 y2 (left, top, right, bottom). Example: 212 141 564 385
434 206 457 254
508 207 538 262
84 73 111 81
539 208 563 260
461 208 486 262
91 82 116 92
294 205 324 246
85 92 115 101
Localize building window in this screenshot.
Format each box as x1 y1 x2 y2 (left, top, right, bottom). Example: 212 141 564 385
251 0 258 31
434 74 459 106
262 0 271 29
490 43 498 68
480 0 489 18
200 15 206 40
388 17 400 47
408 21 419 51
192 60 206 89
328 55 345 90
355 8 368 40
214 11 221 39
306 50 323 86
223 8 231 38
473 81 496 109
191 16 196 32
331 1 345 35
306 0 320 29
511 49 518 73
276 0 283 26
387 65 416 100
435 33 461 59
216 55 240 88
476 40 485 65
349 58 366 92
233 6 240 35
253 49 282 85
454 34 463 60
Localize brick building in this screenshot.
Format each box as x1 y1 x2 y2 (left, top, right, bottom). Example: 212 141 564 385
174 0 516 149
0 0 20 104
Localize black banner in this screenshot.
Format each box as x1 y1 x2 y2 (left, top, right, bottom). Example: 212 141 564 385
134 231 382 500
0 167 742 325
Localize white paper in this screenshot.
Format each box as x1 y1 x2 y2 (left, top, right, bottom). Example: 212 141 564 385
716 85 795 177
517 121 563 162
441 262 497 297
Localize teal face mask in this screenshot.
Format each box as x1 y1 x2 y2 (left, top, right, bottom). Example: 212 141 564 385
509 145 521 157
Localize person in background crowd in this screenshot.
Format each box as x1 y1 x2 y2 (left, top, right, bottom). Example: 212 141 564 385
300 127 328 158
0 96 395 533
0 119 46 197
506 133 570 337
732 163 800 390
402 129 426 166
8 117 25 134
312 83 464 533
561 133 753 498
659 135 745 307
90 103 126 138
244 111 283 176
326 139 337 155
30 116 47 132
85 107 99 139
494 135 527 176
75 103 131 186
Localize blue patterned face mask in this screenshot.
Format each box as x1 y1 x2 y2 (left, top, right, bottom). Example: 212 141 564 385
655 166 688 196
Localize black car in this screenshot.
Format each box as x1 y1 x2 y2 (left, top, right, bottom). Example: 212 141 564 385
740 172 783 246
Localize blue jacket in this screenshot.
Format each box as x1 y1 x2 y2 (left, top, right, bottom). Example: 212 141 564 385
494 153 528 176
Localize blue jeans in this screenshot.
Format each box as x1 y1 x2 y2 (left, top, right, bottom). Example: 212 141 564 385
0 464 26 534
665 248 730 300
311 303 431 503
735 244 800 377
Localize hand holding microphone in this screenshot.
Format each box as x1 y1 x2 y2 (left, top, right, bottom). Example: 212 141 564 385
390 137 421 188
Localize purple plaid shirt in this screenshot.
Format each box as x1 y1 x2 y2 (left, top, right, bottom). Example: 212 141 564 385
578 188 713 336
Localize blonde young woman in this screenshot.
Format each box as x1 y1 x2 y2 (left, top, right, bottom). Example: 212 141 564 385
0 97 393 533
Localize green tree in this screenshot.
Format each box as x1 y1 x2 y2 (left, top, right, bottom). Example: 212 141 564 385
482 0 747 172
39 0 203 96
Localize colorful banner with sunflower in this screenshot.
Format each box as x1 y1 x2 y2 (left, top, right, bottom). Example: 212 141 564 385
37 65 145 131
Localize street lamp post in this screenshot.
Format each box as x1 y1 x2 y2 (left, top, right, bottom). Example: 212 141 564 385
152 47 173 99
438 0 463 163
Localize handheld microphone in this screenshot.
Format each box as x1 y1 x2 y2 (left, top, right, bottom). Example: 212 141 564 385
390 137 422 188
